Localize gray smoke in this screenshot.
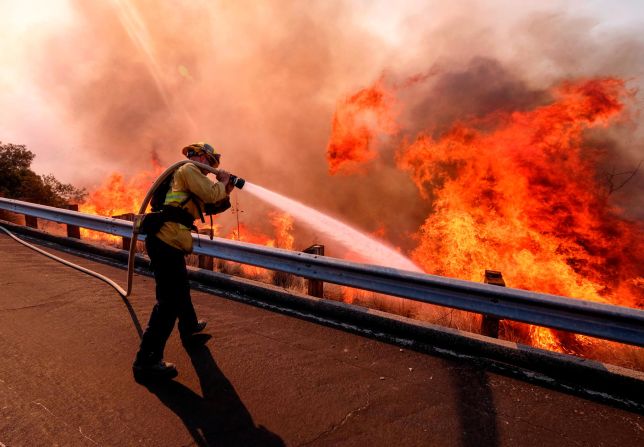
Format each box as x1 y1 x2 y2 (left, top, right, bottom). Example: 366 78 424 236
4 0 642 250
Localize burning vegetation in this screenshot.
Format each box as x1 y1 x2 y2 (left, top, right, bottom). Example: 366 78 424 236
327 75 643 356
72 75 642 362
78 157 163 243
398 79 641 304
3 1 643 370
60 65 642 370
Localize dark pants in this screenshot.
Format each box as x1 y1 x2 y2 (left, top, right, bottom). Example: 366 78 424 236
137 235 199 362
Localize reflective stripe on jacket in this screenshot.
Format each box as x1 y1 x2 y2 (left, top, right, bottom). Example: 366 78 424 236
156 163 227 253
164 190 191 204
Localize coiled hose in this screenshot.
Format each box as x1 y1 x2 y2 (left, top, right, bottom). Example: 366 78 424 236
0 159 224 297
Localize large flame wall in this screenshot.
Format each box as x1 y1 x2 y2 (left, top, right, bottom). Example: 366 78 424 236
326 75 643 354
1 1 643 358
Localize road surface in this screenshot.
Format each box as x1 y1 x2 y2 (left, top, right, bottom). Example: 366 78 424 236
0 234 642 446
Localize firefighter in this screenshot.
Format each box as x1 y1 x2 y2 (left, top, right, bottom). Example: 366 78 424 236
133 142 233 380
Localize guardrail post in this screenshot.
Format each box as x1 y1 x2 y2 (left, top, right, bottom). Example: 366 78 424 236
303 244 325 297
198 229 214 270
25 214 38 229
65 204 81 239
482 270 504 338
198 255 214 270
112 213 136 250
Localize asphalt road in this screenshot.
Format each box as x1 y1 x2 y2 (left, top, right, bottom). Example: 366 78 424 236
0 234 642 446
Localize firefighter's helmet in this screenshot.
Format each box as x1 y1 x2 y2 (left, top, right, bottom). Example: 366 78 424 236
182 142 220 164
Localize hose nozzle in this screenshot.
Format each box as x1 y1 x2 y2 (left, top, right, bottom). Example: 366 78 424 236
228 174 245 189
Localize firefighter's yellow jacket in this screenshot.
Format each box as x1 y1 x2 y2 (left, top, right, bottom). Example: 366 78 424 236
156 163 227 253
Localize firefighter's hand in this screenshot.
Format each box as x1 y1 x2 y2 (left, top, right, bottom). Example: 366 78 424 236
225 181 235 194
216 170 231 184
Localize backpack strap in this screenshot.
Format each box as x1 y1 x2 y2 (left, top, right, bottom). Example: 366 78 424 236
190 197 206 224
163 190 205 224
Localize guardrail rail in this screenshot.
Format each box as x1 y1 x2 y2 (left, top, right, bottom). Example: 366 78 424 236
1 196 643 347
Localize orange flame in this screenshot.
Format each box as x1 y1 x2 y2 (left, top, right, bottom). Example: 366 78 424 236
79 159 163 244
272 211 295 250
231 222 274 246
228 212 296 279
326 79 399 175
394 77 642 353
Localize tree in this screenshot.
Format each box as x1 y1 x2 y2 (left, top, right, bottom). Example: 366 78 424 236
0 142 87 207
41 174 88 204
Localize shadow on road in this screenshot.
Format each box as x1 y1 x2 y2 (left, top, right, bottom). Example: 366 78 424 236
119 295 144 339
141 340 285 446
452 365 498 447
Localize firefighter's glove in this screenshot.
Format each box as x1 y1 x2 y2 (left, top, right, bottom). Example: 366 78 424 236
216 169 231 184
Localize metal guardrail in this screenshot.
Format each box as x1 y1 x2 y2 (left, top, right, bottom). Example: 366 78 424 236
1 196 643 347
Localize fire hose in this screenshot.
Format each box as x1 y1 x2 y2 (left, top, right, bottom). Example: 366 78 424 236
0 160 244 298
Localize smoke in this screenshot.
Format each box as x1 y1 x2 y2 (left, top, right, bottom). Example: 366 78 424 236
398 58 550 136
1 0 643 250
501 10 644 218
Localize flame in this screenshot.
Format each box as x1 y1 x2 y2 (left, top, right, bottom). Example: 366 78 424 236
79 158 163 244
393 77 643 353
371 225 387 239
326 79 399 175
230 222 273 279
272 211 294 250
341 287 362 305
231 222 274 246
228 212 296 279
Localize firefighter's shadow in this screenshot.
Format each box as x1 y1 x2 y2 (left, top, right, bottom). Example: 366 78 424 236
142 341 285 447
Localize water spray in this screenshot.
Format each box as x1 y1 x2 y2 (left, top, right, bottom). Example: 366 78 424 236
241 183 422 273
126 169 420 297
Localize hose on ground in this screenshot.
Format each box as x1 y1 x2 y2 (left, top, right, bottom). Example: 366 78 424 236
0 224 128 296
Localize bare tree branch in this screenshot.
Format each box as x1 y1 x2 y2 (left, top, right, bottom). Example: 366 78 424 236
606 159 642 195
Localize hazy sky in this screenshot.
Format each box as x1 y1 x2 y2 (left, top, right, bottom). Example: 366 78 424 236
1 0 643 245
0 0 642 181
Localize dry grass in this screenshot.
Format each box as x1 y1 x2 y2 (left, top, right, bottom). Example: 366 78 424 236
0 210 24 225
576 337 644 371
185 253 199 267
214 259 242 276
272 270 305 291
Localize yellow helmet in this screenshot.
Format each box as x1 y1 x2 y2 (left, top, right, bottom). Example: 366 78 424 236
181 142 220 164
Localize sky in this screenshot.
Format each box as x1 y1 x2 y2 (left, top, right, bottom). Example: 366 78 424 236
0 0 643 245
